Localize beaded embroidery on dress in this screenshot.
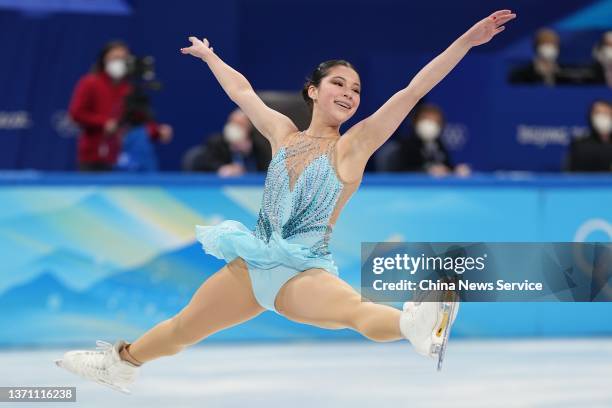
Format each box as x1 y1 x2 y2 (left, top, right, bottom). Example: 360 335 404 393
196 131 361 274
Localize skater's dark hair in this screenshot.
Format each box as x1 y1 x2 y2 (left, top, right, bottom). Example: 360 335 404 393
302 60 360 112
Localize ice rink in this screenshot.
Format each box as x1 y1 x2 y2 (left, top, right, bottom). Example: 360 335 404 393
2 338 611 408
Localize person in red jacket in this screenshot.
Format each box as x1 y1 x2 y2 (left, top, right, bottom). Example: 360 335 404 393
69 41 173 171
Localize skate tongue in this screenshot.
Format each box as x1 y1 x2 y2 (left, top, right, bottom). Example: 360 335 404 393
96 340 129 358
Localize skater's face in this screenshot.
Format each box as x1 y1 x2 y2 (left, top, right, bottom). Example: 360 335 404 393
308 65 361 125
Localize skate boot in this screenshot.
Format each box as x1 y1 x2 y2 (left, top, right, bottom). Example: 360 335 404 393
54 340 139 394
400 292 459 371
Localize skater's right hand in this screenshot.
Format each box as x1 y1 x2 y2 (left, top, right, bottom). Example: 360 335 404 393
181 37 215 61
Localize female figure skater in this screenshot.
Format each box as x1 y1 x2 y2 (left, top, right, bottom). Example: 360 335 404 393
56 10 516 393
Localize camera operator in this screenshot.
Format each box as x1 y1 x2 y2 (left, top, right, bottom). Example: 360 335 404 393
115 54 173 171
69 40 172 171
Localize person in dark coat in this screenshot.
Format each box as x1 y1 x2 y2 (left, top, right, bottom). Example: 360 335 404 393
567 100 612 172
581 31 612 87
388 104 470 176
192 109 270 175
508 28 573 86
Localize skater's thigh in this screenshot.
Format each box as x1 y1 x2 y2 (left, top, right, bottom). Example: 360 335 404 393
175 258 265 340
275 269 361 330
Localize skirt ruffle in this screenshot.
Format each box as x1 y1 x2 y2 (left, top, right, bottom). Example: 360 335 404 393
195 220 338 274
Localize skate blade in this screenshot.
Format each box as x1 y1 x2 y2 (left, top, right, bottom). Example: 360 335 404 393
95 378 132 395
434 302 457 372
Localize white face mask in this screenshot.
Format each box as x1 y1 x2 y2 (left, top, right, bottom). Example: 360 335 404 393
599 46 612 64
105 59 127 80
415 119 441 142
537 44 559 61
592 113 612 135
223 122 247 144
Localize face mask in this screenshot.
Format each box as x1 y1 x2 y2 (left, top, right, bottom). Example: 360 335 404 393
537 44 559 61
105 59 127 80
415 119 441 142
592 113 612 135
599 46 612 64
223 123 247 144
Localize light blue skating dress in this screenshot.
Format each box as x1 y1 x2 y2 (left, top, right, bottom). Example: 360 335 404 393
196 131 361 312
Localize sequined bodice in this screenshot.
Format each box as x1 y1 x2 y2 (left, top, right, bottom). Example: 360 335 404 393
254 131 361 256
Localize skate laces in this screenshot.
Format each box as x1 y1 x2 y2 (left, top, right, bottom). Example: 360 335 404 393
95 340 113 352
82 341 135 382
67 340 116 380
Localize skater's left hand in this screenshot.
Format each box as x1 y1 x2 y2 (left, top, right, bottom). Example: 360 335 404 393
181 37 215 61
463 10 517 47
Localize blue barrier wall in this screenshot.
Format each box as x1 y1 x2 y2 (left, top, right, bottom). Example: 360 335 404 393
0 173 610 347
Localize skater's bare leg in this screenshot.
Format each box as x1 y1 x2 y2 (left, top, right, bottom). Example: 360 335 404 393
275 269 402 342
124 258 264 364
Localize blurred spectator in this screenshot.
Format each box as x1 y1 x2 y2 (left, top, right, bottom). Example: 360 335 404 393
567 100 612 172
115 80 173 172
377 104 470 177
583 31 612 87
69 40 171 171
508 28 573 86
183 109 269 176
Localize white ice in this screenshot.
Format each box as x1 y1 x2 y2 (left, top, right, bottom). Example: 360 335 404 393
1 339 611 408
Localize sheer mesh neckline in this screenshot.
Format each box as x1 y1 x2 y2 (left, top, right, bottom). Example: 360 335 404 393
284 132 338 192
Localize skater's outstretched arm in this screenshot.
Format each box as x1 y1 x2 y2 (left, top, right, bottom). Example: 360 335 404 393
343 10 516 161
181 37 297 151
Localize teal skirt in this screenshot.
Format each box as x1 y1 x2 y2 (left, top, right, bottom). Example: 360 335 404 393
195 220 338 312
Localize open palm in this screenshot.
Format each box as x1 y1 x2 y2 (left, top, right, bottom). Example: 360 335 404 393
464 10 517 47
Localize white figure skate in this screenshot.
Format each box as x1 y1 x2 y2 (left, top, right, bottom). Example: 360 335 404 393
400 290 459 371
54 340 139 394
